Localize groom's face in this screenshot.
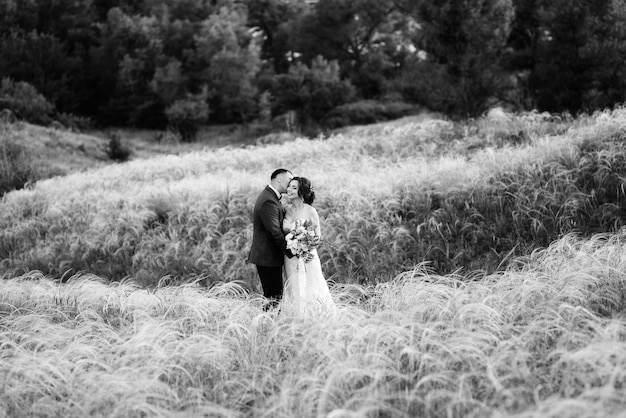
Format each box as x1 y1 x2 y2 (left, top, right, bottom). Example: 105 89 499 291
278 172 293 193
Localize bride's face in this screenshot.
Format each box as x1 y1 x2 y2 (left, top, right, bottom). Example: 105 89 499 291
286 180 299 201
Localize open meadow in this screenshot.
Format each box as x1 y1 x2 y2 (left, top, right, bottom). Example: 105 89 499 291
1 109 626 417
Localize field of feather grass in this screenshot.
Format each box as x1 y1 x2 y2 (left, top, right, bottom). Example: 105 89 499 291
2 108 626 417
1 233 625 417
2 107 626 288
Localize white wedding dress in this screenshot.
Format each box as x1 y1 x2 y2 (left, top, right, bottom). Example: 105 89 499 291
282 219 336 316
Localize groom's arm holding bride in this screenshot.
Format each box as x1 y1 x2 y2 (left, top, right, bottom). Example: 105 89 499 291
258 197 295 259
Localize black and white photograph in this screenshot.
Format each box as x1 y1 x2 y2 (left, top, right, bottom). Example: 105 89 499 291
1 1 626 417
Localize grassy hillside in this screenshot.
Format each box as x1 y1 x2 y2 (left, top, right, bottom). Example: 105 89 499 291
0 121 109 179
2 108 626 289
0 121 268 179
2 109 626 417
1 233 625 417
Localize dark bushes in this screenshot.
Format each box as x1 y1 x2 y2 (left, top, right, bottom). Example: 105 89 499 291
323 100 418 129
0 78 54 125
0 122 37 196
106 131 132 162
165 91 210 142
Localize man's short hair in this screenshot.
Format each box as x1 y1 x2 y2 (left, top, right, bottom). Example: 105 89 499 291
271 168 291 180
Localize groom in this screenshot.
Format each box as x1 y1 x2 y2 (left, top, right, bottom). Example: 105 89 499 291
248 168 294 309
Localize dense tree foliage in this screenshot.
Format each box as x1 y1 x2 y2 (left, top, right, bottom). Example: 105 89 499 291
0 0 625 130
289 0 407 99
267 56 355 128
396 0 514 117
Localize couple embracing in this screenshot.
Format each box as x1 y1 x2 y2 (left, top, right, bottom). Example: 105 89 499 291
247 168 335 314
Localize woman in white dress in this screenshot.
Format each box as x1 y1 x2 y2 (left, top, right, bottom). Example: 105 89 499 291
282 176 335 315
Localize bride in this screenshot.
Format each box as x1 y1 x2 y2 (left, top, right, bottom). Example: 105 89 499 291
282 176 335 315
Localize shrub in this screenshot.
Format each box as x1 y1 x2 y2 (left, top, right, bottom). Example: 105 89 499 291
165 90 210 142
106 131 132 162
0 124 37 196
54 112 93 132
0 78 54 125
269 56 355 129
258 91 272 123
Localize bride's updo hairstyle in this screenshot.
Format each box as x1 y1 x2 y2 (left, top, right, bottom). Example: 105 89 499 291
291 176 315 205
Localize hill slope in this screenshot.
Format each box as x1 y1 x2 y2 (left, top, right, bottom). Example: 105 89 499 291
2 122 110 177
1 109 626 287
1 122 262 178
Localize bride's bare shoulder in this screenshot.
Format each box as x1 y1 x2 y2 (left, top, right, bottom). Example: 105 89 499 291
305 204 319 220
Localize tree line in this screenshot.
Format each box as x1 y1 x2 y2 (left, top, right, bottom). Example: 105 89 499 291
1 0 625 137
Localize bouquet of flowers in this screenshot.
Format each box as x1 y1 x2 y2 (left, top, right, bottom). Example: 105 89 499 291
285 219 320 263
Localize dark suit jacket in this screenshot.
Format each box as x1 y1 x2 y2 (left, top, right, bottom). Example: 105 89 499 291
248 186 288 267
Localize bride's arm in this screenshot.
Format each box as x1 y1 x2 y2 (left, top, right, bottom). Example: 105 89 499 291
311 207 321 238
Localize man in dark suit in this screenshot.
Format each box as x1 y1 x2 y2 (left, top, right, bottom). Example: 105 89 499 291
248 168 294 308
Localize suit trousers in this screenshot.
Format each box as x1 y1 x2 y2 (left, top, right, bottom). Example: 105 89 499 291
256 265 283 309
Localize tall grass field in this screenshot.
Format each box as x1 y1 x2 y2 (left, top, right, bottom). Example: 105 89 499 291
1 108 626 417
